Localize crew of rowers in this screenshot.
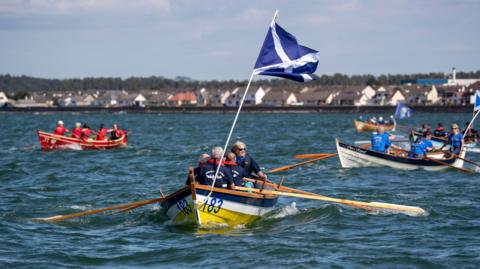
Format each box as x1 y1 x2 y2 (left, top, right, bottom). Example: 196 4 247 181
370 123 465 158
419 122 478 141
187 141 267 189
53 120 126 141
358 115 394 125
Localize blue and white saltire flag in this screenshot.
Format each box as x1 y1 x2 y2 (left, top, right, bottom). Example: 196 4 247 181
474 90 480 111
394 102 412 119
253 19 320 82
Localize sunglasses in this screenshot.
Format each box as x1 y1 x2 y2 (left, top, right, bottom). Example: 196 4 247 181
237 148 246 151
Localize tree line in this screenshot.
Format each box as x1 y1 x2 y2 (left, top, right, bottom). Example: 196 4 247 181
1 70 479 93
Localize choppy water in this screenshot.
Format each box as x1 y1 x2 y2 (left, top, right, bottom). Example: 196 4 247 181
0 112 479 268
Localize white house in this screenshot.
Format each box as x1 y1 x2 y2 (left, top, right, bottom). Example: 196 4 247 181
0 91 8 107
426 86 440 104
354 86 376 106
133 94 146 107
388 88 407 105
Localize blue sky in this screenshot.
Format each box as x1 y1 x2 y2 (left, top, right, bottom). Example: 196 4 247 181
0 0 479 80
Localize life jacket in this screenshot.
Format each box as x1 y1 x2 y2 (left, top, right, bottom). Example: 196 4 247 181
71 128 82 138
96 128 108 140
54 126 67 136
434 127 446 137
207 159 237 166
81 129 93 140
111 129 125 140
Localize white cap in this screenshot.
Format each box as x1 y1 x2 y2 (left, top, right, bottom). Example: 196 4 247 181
58 120 64 125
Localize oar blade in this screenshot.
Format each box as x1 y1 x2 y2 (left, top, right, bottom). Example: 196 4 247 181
363 202 427 217
34 197 165 222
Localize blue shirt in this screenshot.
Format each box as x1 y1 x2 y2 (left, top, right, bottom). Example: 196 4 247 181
409 139 432 158
448 133 463 148
371 132 391 153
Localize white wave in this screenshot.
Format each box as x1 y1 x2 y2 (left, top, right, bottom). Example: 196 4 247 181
64 144 83 150
270 202 300 219
467 148 480 153
70 205 89 211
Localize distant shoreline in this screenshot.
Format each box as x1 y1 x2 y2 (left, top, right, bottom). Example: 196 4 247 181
0 105 473 114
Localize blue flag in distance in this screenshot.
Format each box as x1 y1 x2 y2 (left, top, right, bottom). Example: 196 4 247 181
394 102 412 119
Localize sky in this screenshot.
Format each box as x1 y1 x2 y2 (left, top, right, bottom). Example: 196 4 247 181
0 0 479 81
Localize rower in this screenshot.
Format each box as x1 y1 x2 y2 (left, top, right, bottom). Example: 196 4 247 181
197 147 234 189
185 153 210 185
433 123 446 137
95 124 107 140
409 131 433 158
442 123 464 155
110 123 125 140
371 126 398 153
71 122 82 139
231 141 267 180
53 120 69 136
225 152 247 186
81 123 95 141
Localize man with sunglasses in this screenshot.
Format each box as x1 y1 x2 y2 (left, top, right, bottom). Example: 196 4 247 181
443 123 464 155
231 141 267 180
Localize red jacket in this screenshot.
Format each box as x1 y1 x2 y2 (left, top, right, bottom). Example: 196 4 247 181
54 126 67 136
71 128 82 138
96 128 108 140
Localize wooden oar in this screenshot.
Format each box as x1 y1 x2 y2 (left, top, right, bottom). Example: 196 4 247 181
294 153 334 159
34 197 165 222
440 151 480 169
269 154 337 173
395 147 473 174
235 185 426 216
422 155 472 173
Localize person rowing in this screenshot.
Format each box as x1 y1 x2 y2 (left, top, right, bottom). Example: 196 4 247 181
371 126 400 153
441 123 464 155
409 131 434 158
110 123 126 140
81 123 96 141
225 152 248 186
186 153 210 185
197 146 234 189
231 141 267 180
433 123 446 137
71 122 82 139
53 120 69 136
96 123 109 141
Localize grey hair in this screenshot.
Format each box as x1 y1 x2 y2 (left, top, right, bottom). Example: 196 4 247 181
233 141 246 150
211 146 224 159
198 153 210 163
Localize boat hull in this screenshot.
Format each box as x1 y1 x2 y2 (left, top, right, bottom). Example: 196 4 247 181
354 120 395 133
37 130 127 150
162 184 278 228
336 139 465 171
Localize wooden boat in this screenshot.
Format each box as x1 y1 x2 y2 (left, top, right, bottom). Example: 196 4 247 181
354 119 395 133
411 131 476 148
162 178 278 228
37 130 127 150
335 139 465 171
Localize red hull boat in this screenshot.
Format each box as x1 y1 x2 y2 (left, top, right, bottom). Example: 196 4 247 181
37 130 127 150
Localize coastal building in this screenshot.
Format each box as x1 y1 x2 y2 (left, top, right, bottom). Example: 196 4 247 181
12 96 49 108
354 86 376 106
262 89 297 106
297 87 338 105
388 87 407 106
167 92 197 106
0 91 9 107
